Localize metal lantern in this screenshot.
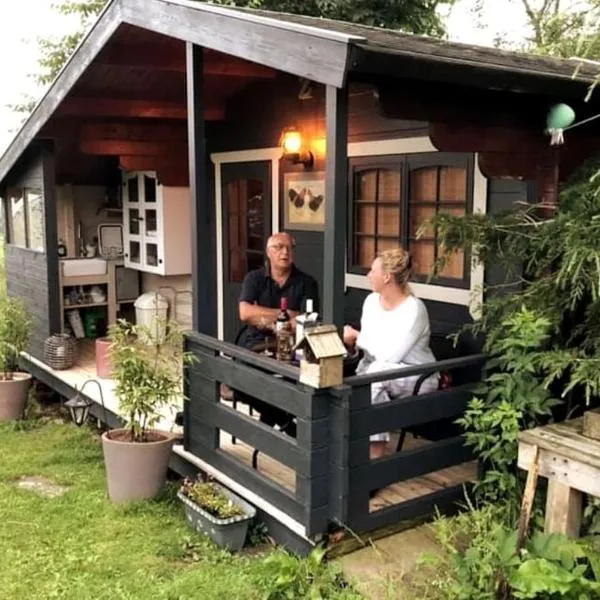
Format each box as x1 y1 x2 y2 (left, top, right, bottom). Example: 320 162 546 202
65 379 108 428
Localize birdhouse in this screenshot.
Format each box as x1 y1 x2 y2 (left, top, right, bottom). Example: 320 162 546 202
294 325 347 388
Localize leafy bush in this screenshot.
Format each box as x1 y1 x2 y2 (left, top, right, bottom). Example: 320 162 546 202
0 293 30 380
108 317 195 442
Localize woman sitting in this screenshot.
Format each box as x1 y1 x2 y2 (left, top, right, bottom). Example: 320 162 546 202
343 247 439 459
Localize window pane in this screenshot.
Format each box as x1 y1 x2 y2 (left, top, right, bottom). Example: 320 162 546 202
377 238 399 253
439 167 467 203
409 205 435 238
409 240 435 277
355 236 375 268
438 248 465 279
377 206 400 235
356 171 377 201
144 175 156 203
25 188 45 252
410 167 438 202
127 176 139 203
9 190 26 247
378 170 401 202
356 205 375 234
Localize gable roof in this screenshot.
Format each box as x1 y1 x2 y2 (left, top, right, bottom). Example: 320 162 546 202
1 0 598 185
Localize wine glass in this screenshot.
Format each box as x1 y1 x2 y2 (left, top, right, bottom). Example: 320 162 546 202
258 317 274 357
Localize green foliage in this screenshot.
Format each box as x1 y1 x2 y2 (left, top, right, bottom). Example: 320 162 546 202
180 478 246 519
457 307 558 512
423 157 600 507
108 318 195 442
0 293 31 380
212 0 454 36
258 546 354 600
419 505 600 600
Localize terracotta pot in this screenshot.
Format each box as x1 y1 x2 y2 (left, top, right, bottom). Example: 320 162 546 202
0 373 32 422
95 337 113 379
101 428 175 502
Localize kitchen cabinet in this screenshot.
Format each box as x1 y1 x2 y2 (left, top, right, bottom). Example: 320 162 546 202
122 171 191 275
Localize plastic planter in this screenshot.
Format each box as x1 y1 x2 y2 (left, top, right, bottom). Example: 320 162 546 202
177 483 256 551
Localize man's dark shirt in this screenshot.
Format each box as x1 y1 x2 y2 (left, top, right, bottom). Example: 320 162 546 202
237 264 319 348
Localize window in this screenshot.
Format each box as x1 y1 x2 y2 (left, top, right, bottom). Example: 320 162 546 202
6 187 45 252
349 153 472 287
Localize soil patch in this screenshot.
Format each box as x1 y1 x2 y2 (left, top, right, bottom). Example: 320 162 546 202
106 430 169 443
16 476 69 498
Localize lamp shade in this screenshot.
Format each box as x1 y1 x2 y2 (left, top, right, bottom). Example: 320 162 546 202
547 103 576 130
65 392 93 427
281 128 303 154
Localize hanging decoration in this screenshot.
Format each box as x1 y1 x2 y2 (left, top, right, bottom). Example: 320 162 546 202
546 103 576 145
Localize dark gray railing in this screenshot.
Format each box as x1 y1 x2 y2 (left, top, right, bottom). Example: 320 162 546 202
184 330 485 538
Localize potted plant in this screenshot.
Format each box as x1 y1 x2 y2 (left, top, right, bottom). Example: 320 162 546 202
102 317 194 502
178 476 256 551
0 294 31 422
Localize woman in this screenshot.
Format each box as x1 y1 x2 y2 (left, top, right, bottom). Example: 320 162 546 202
343 247 439 459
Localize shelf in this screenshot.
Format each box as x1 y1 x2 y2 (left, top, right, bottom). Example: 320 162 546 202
63 302 108 310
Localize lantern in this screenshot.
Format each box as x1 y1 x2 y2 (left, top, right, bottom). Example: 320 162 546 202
546 103 576 145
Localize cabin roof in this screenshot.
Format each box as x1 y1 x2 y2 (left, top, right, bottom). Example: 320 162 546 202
1 0 598 185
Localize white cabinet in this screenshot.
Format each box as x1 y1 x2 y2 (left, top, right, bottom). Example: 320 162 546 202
122 171 191 275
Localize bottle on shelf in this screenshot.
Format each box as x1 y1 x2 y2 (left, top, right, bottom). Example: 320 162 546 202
275 297 293 363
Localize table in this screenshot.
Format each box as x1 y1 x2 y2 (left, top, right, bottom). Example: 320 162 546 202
518 418 600 538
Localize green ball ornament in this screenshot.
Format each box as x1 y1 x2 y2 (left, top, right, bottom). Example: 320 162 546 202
546 103 576 130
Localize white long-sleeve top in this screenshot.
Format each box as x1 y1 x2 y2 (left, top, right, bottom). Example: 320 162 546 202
356 293 437 368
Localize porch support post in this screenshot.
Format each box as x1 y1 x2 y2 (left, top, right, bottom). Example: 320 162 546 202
323 85 348 328
186 43 216 334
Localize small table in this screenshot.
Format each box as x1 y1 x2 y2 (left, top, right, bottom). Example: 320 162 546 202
518 418 600 538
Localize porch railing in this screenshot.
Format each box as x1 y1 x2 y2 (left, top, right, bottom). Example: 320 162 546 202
184 330 485 539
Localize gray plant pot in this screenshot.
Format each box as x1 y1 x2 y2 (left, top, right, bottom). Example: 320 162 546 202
177 483 256 552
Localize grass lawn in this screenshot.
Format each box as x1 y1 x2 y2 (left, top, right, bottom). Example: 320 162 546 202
0 416 360 600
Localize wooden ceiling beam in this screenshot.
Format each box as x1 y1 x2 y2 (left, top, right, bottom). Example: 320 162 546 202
58 97 225 120
96 44 276 77
80 139 187 156
81 121 188 142
119 155 187 171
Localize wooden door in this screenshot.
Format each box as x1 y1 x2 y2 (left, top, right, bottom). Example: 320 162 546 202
221 161 272 342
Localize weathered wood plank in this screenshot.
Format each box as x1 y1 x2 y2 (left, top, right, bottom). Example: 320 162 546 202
545 479 582 538
517 441 600 497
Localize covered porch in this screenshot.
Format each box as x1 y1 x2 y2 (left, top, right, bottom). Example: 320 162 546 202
2 0 600 551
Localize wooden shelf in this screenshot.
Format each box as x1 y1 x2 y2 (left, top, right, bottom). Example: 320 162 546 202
64 302 108 310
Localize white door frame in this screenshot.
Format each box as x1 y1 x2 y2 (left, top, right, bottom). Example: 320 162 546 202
210 148 281 340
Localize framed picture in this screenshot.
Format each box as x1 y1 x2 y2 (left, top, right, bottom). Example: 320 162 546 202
283 171 326 231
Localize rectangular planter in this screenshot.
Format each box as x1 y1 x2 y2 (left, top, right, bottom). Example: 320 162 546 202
177 483 256 552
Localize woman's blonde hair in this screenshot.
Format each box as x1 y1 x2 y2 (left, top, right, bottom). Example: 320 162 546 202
378 247 412 288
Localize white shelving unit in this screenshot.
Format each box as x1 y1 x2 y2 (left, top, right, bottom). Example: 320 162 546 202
122 171 192 275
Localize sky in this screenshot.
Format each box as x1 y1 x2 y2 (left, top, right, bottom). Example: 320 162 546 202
0 0 533 155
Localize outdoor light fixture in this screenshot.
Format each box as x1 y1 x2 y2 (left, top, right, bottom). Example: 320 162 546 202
280 126 314 169
65 379 108 429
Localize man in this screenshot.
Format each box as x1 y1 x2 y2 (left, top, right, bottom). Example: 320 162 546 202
233 231 319 434
237 231 319 349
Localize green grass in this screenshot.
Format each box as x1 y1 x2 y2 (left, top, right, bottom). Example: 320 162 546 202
0 419 360 600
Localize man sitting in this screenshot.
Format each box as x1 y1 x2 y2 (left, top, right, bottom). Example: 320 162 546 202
235 231 319 433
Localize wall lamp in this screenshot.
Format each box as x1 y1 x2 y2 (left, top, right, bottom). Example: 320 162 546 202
280 126 314 169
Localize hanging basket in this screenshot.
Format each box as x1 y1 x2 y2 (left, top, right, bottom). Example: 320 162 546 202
43 333 77 370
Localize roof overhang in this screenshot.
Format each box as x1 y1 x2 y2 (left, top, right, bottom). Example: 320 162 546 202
0 0 357 185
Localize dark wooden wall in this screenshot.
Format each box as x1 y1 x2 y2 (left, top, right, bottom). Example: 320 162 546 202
3 149 58 360
208 74 523 342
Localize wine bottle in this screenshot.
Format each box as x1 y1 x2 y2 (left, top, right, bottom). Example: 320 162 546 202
275 297 293 362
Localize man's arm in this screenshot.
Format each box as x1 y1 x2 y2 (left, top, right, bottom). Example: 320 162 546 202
238 272 298 327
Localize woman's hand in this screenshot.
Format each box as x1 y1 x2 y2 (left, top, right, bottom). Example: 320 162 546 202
343 325 359 347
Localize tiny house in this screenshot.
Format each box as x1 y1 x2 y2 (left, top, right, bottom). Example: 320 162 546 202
1 0 599 552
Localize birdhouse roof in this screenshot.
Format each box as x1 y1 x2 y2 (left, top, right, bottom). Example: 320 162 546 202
294 325 347 358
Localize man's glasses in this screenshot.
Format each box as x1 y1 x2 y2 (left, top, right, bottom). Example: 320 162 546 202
268 243 294 253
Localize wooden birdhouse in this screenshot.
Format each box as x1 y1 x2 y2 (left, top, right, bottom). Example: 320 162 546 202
294 325 347 388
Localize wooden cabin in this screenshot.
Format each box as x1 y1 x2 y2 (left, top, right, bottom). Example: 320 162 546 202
1 0 599 552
